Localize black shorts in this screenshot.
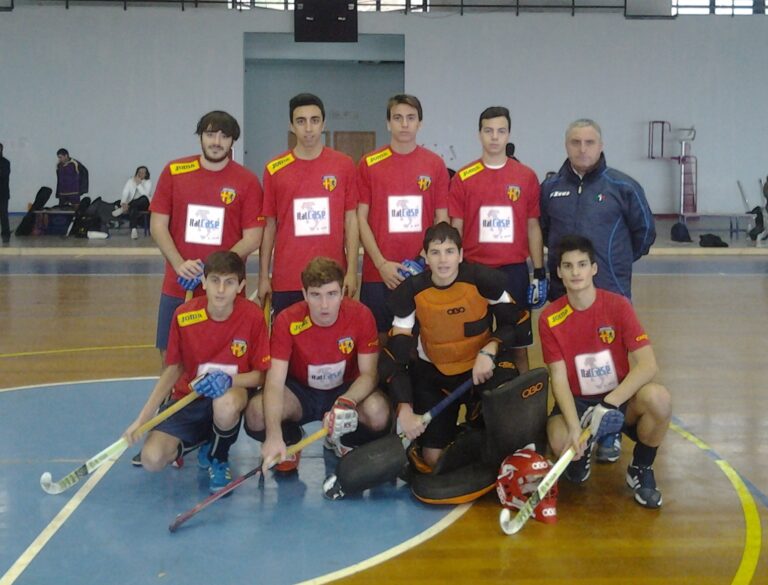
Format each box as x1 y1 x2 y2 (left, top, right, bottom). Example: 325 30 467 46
549 395 632 436
271 290 305 317
496 263 533 346
153 395 211 446
360 281 394 333
285 378 352 425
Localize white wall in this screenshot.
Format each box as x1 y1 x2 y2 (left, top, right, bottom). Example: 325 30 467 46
1 5 766 213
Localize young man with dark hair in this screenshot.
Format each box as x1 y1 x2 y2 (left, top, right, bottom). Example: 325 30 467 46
383 222 530 468
258 93 359 316
539 234 671 508
150 110 264 362
449 106 545 373
357 94 450 338
245 257 389 474
124 251 271 493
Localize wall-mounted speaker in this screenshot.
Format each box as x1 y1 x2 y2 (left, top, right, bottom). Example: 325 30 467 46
295 0 358 43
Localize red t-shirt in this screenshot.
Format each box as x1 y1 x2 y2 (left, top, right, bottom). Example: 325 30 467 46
449 158 540 267
151 156 264 298
357 145 449 282
538 289 650 398
262 148 358 292
166 296 271 399
271 297 379 390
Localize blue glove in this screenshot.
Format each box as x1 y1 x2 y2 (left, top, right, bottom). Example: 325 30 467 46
177 274 202 292
580 399 625 441
190 370 232 399
527 268 548 309
398 256 426 279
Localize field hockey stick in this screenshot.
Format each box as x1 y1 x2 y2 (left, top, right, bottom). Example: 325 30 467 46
40 390 200 495
499 409 624 535
168 427 327 532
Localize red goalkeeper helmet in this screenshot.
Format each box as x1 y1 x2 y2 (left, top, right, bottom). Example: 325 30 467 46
496 447 558 524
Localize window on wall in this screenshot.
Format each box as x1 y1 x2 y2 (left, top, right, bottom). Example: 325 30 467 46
237 0 426 10
672 0 762 14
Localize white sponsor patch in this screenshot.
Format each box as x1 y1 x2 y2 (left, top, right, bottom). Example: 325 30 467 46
575 349 618 396
307 360 346 390
185 204 224 246
479 205 514 243
294 197 330 236
388 195 423 233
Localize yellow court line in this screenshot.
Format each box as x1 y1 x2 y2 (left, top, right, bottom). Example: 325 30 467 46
0 344 154 359
295 503 473 585
670 422 762 585
0 457 119 585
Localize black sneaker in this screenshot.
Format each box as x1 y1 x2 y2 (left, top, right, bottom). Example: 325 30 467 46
131 452 143 467
564 438 593 483
596 432 622 463
131 451 185 469
626 464 662 508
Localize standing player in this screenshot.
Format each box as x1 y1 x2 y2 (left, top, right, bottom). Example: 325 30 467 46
449 106 545 373
245 257 390 473
258 94 359 315
357 94 450 338
150 111 264 362
383 222 530 468
539 235 671 508
124 251 271 493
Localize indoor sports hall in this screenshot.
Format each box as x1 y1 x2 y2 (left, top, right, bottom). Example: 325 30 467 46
1 2 767 584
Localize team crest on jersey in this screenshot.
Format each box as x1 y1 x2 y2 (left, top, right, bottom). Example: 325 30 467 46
338 336 355 354
598 326 615 344
230 339 247 357
507 185 521 202
220 187 237 205
177 309 208 327
290 316 313 335
417 175 432 192
322 175 337 192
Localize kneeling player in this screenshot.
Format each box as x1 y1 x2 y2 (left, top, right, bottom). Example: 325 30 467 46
244 257 390 474
124 251 271 493
540 235 671 508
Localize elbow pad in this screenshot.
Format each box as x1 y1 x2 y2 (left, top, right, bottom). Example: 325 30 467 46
378 333 414 405
490 303 531 349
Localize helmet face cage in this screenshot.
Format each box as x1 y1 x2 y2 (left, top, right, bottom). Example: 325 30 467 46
496 448 558 524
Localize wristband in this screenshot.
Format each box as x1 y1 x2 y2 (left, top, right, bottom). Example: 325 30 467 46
478 349 496 360
533 267 546 280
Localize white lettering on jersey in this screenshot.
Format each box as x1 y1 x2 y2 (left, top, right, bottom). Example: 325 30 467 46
294 197 331 237
574 349 618 396
388 195 423 233
549 190 570 198
478 205 514 243
185 204 224 246
307 360 346 390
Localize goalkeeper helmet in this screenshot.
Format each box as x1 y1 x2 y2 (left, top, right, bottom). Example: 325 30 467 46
496 447 558 524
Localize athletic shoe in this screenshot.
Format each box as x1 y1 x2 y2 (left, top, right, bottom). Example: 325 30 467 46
208 458 232 493
197 442 212 469
112 207 123 217
131 228 138 240
564 438 593 484
626 464 663 508
596 432 622 463
323 435 353 458
273 451 301 474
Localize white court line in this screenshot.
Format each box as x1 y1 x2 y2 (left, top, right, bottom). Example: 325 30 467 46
0 377 158 394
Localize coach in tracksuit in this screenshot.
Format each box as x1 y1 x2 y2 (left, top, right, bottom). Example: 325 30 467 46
540 119 655 301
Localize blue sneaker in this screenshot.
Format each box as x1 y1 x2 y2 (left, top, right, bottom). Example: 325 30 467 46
197 442 212 469
626 464 662 508
208 458 232 493
564 437 593 484
596 432 622 463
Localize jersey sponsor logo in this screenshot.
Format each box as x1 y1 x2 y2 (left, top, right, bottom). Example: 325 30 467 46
417 175 432 192
479 206 514 243
459 162 484 181
575 349 618 396
220 187 237 205
521 381 544 399
294 197 330 236
635 333 649 342
596 193 605 202
365 148 392 167
230 338 247 358
170 160 201 175
507 185 520 202
549 190 570 198
338 336 355 354
580 362 613 378
290 316 313 335
322 175 337 192
546 304 573 328
388 195 423 233
177 309 208 327
598 326 615 344
308 360 346 390
447 306 466 315
266 153 295 175
186 204 224 246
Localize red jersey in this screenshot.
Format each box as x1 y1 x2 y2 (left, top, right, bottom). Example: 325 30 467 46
357 145 449 282
449 158 540 267
151 156 264 298
271 297 379 391
262 148 358 292
166 296 271 400
538 289 650 398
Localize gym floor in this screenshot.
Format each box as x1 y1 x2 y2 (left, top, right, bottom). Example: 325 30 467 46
1 224 767 584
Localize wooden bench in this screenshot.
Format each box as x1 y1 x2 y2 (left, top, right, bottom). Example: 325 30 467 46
32 209 150 237
680 212 754 240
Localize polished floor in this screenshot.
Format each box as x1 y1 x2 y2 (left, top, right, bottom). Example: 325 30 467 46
0 239 766 584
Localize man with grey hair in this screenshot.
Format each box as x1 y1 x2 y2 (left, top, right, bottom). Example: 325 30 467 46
539 118 655 464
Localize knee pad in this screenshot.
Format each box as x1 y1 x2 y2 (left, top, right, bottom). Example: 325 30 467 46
410 462 498 505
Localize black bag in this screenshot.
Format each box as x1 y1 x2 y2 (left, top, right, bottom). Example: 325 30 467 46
15 187 53 236
671 222 692 242
699 233 728 248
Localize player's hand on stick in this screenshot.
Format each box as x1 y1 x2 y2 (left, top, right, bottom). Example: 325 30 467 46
397 404 426 441
397 257 426 279
260 436 287 474
190 371 232 399
122 418 144 445
565 424 589 460
472 349 496 385
378 260 407 290
176 259 204 282
343 271 358 299
257 274 272 307
323 397 358 441
527 268 548 309
580 399 624 442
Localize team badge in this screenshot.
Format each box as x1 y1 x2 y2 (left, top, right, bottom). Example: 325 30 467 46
220 187 237 205
322 175 337 192
230 339 247 358
417 175 432 192
338 336 355 355
596 193 605 203
598 326 615 344
507 185 520 202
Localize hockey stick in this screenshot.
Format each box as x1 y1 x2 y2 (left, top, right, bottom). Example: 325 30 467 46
499 409 624 535
40 390 200 495
168 426 327 532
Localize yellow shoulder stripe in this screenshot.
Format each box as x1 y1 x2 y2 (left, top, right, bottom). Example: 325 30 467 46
546 305 573 328
177 309 208 327
366 148 393 167
267 153 296 176
170 160 201 175
290 316 313 335
459 162 484 182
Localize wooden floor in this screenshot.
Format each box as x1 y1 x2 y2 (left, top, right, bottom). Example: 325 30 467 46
1 258 767 584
